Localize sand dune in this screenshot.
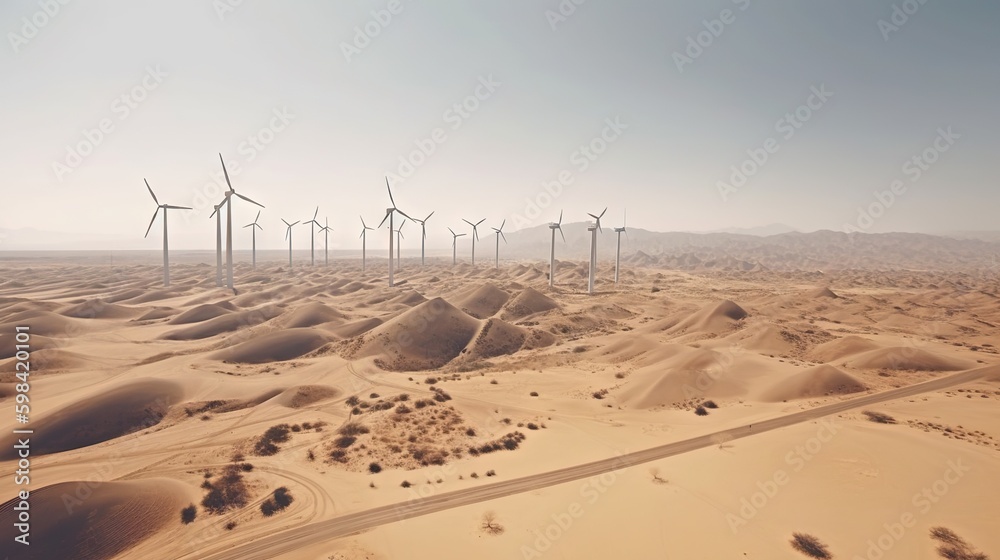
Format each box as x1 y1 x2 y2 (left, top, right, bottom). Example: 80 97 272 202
668 299 748 334
846 346 974 371
454 282 510 318
0 379 183 459
160 304 283 340
279 301 348 328
58 299 142 319
210 328 331 363
758 364 866 401
272 384 340 408
168 303 234 324
0 309 83 337
0 479 189 560
808 335 883 362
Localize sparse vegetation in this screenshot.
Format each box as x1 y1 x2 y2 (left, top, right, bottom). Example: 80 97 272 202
790 533 832 559
650 468 667 485
467 432 526 456
368 462 382 474
530 391 539 397
339 422 371 436
201 464 250 514
180 504 197 524
261 487 294 517
592 389 609 400
702 400 718 409
224 521 237 531
930 526 989 560
694 406 708 416
863 410 897 424
481 511 504 535
400 480 411 488
253 424 292 456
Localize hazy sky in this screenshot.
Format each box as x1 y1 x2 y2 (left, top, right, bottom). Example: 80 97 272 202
2 1 998 250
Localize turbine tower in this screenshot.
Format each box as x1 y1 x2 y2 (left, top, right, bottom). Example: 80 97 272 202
142 179 191 287
587 207 606 295
304 207 320 266
377 177 410 287
359 216 374 272
394 218 407 270
548 210 565 288
219 154 264 290
448 227 466 266
318 217 332 267
614 210 627 284
282 219 299 272
462 218 485 265
242 210 263 270
416 211 434 267
210 201 225 286
491 219 506 269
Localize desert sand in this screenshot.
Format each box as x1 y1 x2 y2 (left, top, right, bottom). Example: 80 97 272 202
1 248 998 560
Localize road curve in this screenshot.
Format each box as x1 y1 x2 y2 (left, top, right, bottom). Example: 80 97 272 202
196 365 998 560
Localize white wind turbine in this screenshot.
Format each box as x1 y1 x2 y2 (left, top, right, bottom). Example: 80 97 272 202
304 207 320 266
142 179 191 287
359 216 374 272
416 211 434 267
448 227 466 266
614 209 627 284
282 218 300 272
462 218 485 265
210 201 225 286
377 177 411 287
318 217 332 267
395 218 407 270
587 207 606 295
491 219 506 269
548 210 565 288
242 210 263 270
219 154 264 290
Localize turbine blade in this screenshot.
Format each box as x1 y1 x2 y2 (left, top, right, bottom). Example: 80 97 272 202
425 211 434 222
558 210 563 225
448 227 456 236
360 215 367 228
475 218 485 226
256 223 263 230
144 208 159 238
254 210 261 224
219 153 233 191
386 178 396 207
291 221 300 226
285 227 290 241
164 205 192 210
588 213 598 220
499 219 506 231
396 209 412 221
500 231 507 243
559 226 566 243
282 218 291 227
462 219 474 227
313 207 319 221
599 207 607 218
144 179 158 205
378 211 390 229
209 205 219 219
235 192 263 208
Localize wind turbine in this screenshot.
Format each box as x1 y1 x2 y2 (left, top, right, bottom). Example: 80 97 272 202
416 211 434 267
395 219 407 270
448 227 466 266
462 218 485 265
219 154 264 290
491 219 506 269
210 201 225 286
242 210 263 270
587 207 606 295
282 219 299 272
377 177 411 287
142 179 191 287
359 216 374 272
614 210 627 284
548 210 565 288
304 207 320 267
318 217 332 267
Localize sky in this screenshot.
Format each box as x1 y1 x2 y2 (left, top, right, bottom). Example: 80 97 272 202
1 1 998 251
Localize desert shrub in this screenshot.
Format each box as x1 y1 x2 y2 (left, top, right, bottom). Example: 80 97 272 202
694 406 708 416
335 435 356 448
862 410 897 424
425 377 438 384
526 423 539 430
592 389 609 400
339 422 370 436
346 395 361 406
368 462 382 474
615 372 626 379
329 449 348 462
224 521 237 530
290 424 302 432
400 480 411 488
395 404 412 414
490 379 498 385
485 470 497 477
239 462 254 472
253 424 292 456
651 286 660 293
370 392 380 398
470 472 479 478
180 504 197 524
465 427 477 437
481 511 504 535
306 449 315 461
702 400 718 409
790 533 832 559
273 487 292 508
397 393 410 401
201 466 249 514
930 526 988 560
530 392 539 397
433 390 452 402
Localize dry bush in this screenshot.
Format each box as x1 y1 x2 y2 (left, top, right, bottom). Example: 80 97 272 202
790 533 832 559
180 504 197 524
201 465 249 514
702 400 718 409
862 410 897 424
930 526 989 560
694 406 708 416
339 422 370 436
481 511 504 535
253 424 292 456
